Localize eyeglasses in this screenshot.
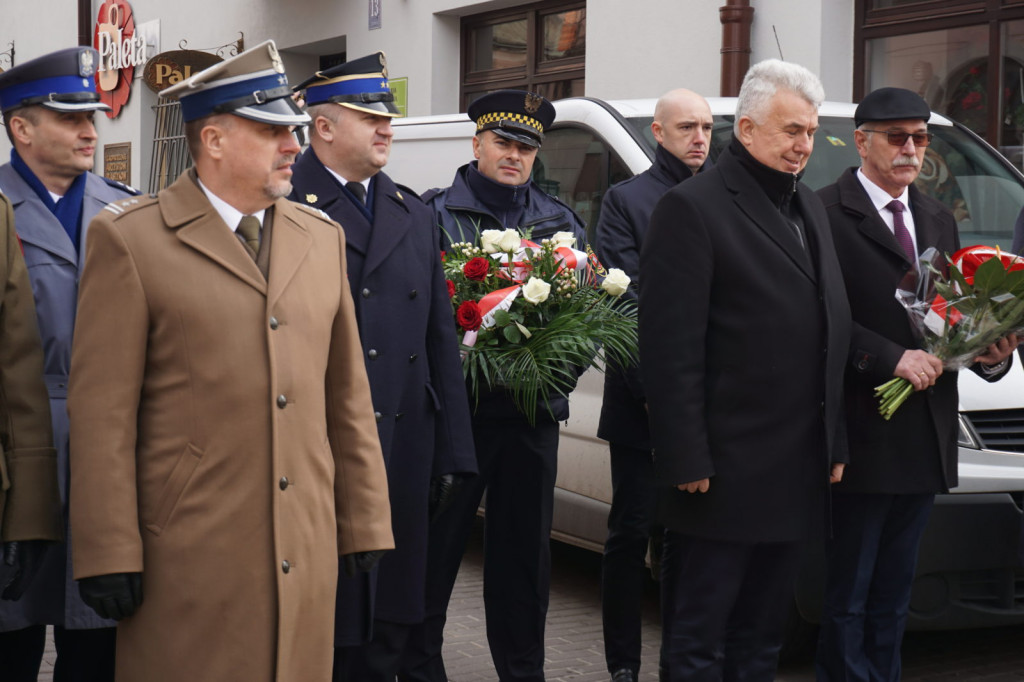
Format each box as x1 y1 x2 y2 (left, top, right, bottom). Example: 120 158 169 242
861 129 934 147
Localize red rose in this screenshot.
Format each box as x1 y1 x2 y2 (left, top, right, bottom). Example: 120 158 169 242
456 301 483 331
463 257 490 281
446 279 456 299
963 91 982 110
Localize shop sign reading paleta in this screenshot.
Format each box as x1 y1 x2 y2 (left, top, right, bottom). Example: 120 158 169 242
143 51 224 93
93 0 146 118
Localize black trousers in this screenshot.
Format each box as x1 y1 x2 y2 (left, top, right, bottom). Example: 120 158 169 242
335 618 414 682
660 531 800 682
601 442 657 676
400 416 559 682
0 625 115 682
816 493 934 682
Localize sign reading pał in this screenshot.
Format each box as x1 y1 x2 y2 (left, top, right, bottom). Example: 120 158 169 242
143 51 224 94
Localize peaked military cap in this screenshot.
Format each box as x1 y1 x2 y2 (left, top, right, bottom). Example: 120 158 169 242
0 47 109 114
855 87 931 127
161 40 310 126
295 52 400 117
467 89 555 148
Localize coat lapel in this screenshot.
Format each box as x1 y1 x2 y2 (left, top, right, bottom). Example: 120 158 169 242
291 152 371 255
266 200 313 309
363 174 412 278
0 164 78 265
159 172 267 294
908 183 943 258
836 169 912 266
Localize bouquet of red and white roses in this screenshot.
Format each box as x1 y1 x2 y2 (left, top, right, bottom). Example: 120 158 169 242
876 245 1024 420
444 227 638 423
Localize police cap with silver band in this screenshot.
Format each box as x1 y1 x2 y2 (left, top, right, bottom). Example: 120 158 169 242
0 47 110 114
854 87 931 127
161 40 309 126
468 89 555 148
295 52 400 117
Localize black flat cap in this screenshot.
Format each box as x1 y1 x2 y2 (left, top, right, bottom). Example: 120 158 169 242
854 87 931 127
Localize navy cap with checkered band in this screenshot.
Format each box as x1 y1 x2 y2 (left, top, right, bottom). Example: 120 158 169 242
467 89 555 148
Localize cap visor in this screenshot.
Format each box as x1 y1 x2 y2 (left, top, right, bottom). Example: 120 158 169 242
340 100 401 117
492 127 541 148
41 100 111 113
231 96 311 126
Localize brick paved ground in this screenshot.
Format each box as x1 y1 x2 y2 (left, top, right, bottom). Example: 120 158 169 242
34 521 1024 680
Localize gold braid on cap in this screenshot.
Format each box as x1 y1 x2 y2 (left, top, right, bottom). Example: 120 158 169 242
476 111 544 133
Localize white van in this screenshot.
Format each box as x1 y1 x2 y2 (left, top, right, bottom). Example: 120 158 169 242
389 97 1024 644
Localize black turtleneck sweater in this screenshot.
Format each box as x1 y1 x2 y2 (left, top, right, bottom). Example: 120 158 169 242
728 135 809 249
464 161 529 230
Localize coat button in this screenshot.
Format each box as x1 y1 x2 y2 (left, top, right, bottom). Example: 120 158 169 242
409 290 418 299
282 560 291 574
374 411 383 422
396 412 404 421
409 353 418 362
277 395 287 408
269 316 279 330
368 349 378 359
362 288 371 298
279 476 289 490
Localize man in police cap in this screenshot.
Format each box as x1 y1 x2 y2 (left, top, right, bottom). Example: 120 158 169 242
66 40 394 682
816 87 1016 681
0 46 137 682
405 90 587 682
289 53 476 681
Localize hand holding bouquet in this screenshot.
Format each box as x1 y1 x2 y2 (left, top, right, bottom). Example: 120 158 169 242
444 227 638 424
875 245 1024 419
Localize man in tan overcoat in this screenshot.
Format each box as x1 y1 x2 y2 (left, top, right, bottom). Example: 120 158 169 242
67 41 393 682
0 191 61 602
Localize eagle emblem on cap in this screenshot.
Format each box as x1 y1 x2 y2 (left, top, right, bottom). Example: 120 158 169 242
379 53 389 79
269 45 285 74
524 92 542 115
80 50 96 77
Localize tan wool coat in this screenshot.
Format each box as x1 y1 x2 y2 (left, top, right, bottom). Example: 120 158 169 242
68 173 393 682
0 192 60 544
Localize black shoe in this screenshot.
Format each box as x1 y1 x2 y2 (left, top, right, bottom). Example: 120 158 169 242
611 669 637 682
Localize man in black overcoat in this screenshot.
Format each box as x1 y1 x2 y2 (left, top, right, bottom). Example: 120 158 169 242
815 87 1016 682
289 53 477 682
594 88 712 682
639 59 851 681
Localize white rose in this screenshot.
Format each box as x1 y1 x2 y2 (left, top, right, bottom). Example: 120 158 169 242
521 277 552 304
601 268 631 296
549 231 577 249
480 229 504 254
496 228 522 253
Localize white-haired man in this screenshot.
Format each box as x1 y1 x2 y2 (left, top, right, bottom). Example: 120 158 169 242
639 60 851 680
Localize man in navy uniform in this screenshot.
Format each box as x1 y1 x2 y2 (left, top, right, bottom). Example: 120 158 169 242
0 46 137 682
289 53 476 681
404 90 587 682
595 88 712 682
816 87 1016 681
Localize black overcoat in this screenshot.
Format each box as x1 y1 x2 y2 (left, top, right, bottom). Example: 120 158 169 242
639 145 851 544
595 145 706 449
289 150 476 641
818 168 1008 495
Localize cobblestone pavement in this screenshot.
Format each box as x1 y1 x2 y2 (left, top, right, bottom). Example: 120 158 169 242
35 521 1024 680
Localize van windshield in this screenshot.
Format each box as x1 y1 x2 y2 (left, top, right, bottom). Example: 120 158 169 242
627 115 1024 250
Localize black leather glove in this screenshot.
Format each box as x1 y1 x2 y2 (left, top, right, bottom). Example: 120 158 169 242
78 572 143 620
341 550 386 577
1 541 49 601
429 473 470 524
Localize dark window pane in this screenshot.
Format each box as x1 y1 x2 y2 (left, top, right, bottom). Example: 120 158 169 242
541 9 586 61
469 19 527 72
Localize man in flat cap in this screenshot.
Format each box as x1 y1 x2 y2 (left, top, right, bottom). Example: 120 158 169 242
289 52 476 681
0 45 137 682
404 90 587 682
65 40 394 682
816 86 1017 681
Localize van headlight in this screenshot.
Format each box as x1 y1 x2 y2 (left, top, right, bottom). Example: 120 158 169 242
958 414 981 449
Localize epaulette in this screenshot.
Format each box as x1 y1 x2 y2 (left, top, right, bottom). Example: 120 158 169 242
420 187 444 204
295 203 334 223
102 176 141 196
101 194 158 218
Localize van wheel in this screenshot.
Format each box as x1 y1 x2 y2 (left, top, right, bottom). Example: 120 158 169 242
779 598 817 664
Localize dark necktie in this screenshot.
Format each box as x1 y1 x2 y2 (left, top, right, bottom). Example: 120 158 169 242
237 215 261 261
886 199 916 263
346 181 366 205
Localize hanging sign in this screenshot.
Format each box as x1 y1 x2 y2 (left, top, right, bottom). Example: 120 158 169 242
143 50 223 93
94 0 146 118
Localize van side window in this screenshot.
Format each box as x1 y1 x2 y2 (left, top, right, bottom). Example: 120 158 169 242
533 126 631 243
